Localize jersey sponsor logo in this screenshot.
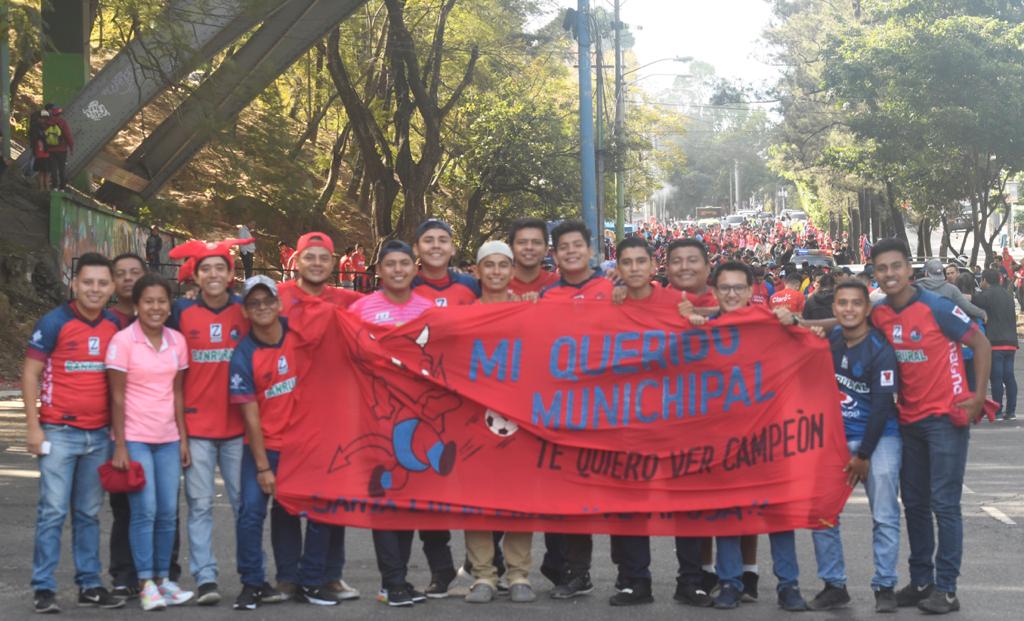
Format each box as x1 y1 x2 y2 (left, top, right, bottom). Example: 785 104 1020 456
840 355 848 369
880 369 895 387
264 376 296 399
30 330 43 346
951 305 969 323
192 348 235 363
835 373 869 394
88 336 100 356
64 361 105 372
948 342 965 396
210 323 223 343
230 373 246 391
895 349 927 363
435 298 449 307
277 355 289 375
374 311 392 322
892 325 903 344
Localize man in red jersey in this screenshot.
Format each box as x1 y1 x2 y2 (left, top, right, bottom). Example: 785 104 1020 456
540 220 613 301
770 273 806 315
868 239 991 615
411 219 480 307
274 232 359 602
277 232 361 316
664 239 719 314
108 253 146 327
507 218 558 296
606 237 711 609
167 238 252 606
23 253 125 613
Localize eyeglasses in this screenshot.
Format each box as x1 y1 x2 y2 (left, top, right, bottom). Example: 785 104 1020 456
716 285 750 294
244 297 278 310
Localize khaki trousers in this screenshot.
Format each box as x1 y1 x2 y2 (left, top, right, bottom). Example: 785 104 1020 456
465 530 532 587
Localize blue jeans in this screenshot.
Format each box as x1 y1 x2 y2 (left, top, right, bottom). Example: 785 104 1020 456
900 416 969 593
990 350 1017 416
812 436 902 589
126 441 181 580
717 531 798 591
31 424 111 591
184 436 242 585
236 449 339 588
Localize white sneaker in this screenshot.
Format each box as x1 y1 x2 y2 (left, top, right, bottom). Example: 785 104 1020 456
157 580 194 606
140 580 167 611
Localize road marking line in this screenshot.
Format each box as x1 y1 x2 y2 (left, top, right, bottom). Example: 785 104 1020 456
981 506 1017 526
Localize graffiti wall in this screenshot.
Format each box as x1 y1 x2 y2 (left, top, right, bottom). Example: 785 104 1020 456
49 193 182 285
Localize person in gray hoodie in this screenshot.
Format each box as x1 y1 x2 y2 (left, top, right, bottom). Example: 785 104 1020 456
918 259 987 322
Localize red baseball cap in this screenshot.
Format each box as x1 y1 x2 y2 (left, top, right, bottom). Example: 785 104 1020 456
295 232 335 257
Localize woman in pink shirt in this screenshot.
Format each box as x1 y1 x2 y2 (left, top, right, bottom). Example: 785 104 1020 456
105 273 193 611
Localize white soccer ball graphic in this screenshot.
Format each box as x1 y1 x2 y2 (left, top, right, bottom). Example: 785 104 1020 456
484 409 518 437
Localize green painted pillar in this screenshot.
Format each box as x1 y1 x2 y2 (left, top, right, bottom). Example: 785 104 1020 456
42 0 89 107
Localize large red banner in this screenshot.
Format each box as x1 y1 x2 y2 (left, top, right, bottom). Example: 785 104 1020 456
275 301 852 536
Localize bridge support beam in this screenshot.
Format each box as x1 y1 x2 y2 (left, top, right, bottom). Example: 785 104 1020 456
41 0 89 108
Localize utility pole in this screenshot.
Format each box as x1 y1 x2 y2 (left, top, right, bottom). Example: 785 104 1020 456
734 159 740 211
595 25 606 246
576 1 600 254
1 2 11 161
613 0 625 241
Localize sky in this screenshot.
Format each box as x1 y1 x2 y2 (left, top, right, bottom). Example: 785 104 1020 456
599 0 779 93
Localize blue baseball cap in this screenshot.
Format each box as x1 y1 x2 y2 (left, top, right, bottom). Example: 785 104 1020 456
414 218 453 242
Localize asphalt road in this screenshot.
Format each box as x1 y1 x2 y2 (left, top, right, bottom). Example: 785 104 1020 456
1 361 1021 621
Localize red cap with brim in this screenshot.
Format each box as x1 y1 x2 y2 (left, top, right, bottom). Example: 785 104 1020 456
295 232 335 258
168 238 253 272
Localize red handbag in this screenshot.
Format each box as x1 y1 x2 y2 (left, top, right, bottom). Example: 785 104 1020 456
98 461 146 493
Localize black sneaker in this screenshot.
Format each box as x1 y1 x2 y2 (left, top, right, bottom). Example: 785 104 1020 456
233 585 261 611
700 569 719 594
551 572 594 599
777 585 809 611
674 582 714 607
741 571 759 602
896 582 934 607
918 590 960 614
259 582 288 604
609 580 653 606
1004 413 1017 421
809 583 850 610
382 585 415 607
196 582 221 606
299 586 339 606
111 584 139 600
424 568 456 599
77 587 125 609
33 590 60 614
875 587 898 613
404 583 427 603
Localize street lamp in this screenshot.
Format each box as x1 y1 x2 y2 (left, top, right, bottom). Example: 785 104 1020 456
622 56 693 77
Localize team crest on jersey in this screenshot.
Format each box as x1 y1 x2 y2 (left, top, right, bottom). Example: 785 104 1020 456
880 369 895 387
892 324 903 344
435 298 449 307
88 336 100 356
910 329 922 342
841 355 848 369
230 373 245 391
375 311 392 322
277 355 289 375
230 327 240 341
210 323 223 343
31 330 42 346
951 305 969 323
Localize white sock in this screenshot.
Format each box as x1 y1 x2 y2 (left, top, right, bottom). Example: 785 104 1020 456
702 564 715 573
742 564 759 574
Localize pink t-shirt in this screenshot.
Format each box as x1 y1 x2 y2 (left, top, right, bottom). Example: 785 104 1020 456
105 322 189 443
349 291 433 326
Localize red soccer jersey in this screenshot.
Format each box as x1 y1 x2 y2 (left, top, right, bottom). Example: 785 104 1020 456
870 287 978 425
26 303 121 429
170 296 249 439
622 284 685 307
277 280 361 317
540 269 614 301
770 288 806 314
228 319 298 452
751 282 770 305
671 286 717 310
107 307 135 328
412 269 480 307
279 245 295 268
508 270 560 296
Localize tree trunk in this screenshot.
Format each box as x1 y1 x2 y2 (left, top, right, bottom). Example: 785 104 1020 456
939 215 951 260
883 182 908 246
847 197 861 256
314 124 351 214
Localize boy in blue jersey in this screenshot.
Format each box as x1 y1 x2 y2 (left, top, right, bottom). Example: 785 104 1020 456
808 281 902 613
